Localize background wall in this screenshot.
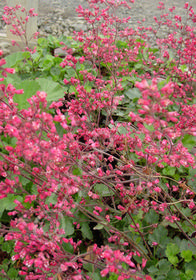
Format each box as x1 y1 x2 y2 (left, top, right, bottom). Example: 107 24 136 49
0 0 196 39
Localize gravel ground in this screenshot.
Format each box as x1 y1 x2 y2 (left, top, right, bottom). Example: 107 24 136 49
37 0 196 29
0 0 196 37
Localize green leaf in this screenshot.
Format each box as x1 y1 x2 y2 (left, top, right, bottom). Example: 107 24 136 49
7 268 18 279
158 76 170 90
166 243 180 256
157 259 171 274
61 216 74 236
13 80 41 109
2 242 12 254
2 259 9 265
168 255 179 266
43 221 50 233
93 224 104 230
166 269 180 279
47 35 61 47
0 194 23 212
181 250 193 263
188 167 196 189
185 260 196 277
36 78 65 103
179 240 196 255
185 269 194 280
84 81 93 93
76 62 85 72
93 184 113 197
50 66 61 78
55 121 66 137
5 51 30 68
62 241 74 254
10 137 17 146
19 176 31 186
81 223 93 240
83 263 93 272
148 225 168 247
144 209 159 224
181 220 193 235
24 181 33 193
72 167 83 176
41 59 54 71
134 63 143 70
147 266 159 274
53 57 63 64
42 54 54 62
124 87 141 99
118 126 128 135
31 185 38 195
162 166 176 176
69 85 76 94
87 272 101 280
116 40 128 50
45 193 57 205
0 237 4 244
66 67 76 79
144 123 155 132
182 134 196 150
0 263 9 274
179 64 188 73
108 273 118 280
180 272 188 280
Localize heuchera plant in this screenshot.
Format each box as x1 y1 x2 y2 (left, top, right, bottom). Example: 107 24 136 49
3 4 38 49
0 0 196 279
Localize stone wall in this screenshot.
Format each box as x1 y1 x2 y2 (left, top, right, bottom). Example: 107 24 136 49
0 0 196 54
1 0 196 37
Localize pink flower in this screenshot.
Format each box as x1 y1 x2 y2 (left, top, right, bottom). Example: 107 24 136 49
101 268 109 277
146 276 153 280
15 89 24 94
79 56 85 63
95 206 103 212
142 258 147 268
0 58 6 66
188 201 195 210
154 187 161 193
60 264 68 271
4 68 15 74
135 80 149 90
37 91 47 100
115 215 122 220
11 40 19 46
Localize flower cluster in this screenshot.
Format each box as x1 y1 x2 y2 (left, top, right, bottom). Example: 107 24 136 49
0 49 15 79
3 5 38 48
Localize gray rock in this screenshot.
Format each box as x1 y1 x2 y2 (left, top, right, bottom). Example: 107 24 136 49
54 47 68 57
72 22 87 32
0 0 196 39
44 26 53 34
0 41 11 56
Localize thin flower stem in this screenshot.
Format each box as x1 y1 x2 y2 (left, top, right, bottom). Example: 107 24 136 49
76 203 149 259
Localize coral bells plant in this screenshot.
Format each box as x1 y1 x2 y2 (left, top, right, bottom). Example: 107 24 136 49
3 4 38 49
0 49 15 78
0 1 196 280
